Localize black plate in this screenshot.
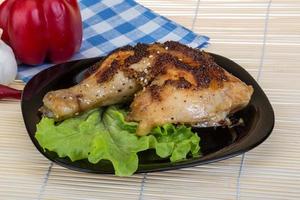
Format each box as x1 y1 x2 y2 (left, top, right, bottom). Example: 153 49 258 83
21 53 274 174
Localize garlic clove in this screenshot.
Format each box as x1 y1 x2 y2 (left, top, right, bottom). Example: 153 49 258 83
0 28 18 85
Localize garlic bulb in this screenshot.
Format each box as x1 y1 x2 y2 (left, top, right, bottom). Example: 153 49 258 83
0 28 17 85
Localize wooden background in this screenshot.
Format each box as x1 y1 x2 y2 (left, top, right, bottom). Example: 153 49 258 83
0 0 299 199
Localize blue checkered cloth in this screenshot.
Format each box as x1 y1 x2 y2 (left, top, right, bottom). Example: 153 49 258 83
18 0 209 82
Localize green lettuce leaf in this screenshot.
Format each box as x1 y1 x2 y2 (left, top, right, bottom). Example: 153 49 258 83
87 106 151 176
150 124 201 162
35 109 103 161
35 105 201 176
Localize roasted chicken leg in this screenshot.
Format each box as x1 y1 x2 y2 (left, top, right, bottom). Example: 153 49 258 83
41 41 253 135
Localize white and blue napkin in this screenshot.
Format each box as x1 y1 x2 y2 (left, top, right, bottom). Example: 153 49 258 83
18 0 209 82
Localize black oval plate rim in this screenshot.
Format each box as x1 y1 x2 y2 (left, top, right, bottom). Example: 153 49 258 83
21 53 275 174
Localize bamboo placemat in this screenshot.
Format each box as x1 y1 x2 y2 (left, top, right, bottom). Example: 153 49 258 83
1 0 299 199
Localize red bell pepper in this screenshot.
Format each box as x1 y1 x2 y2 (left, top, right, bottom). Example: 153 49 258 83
0 0 82 65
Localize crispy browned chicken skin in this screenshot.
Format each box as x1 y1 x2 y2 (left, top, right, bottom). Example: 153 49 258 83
41 41 253 135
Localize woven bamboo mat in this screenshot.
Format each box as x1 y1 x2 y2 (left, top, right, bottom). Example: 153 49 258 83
0 0 299 199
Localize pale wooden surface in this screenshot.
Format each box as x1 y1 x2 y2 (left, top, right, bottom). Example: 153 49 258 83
1 0 300 199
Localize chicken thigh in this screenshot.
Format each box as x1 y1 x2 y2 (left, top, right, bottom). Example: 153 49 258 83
127 53 253 135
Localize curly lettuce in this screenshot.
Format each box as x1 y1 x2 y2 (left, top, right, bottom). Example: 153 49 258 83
35 106 201 176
